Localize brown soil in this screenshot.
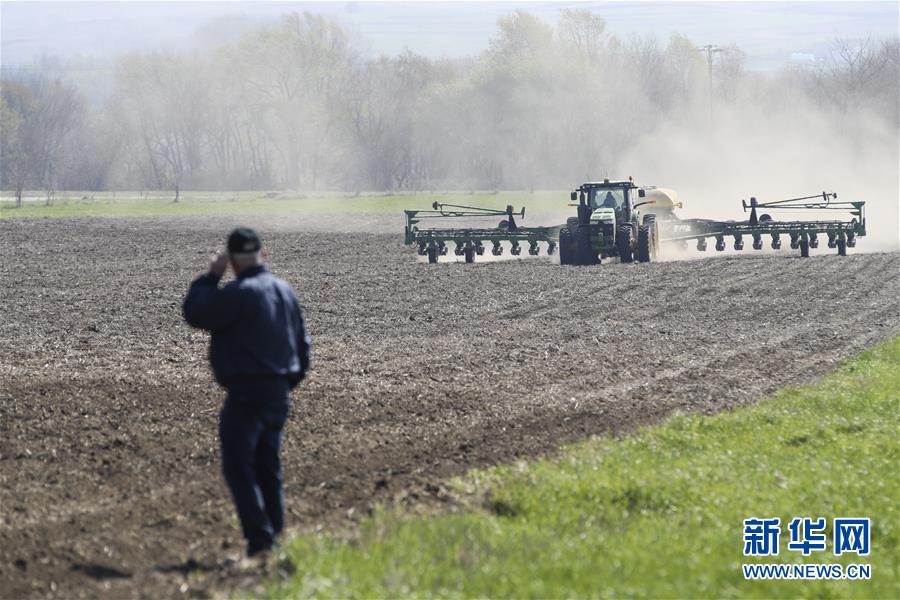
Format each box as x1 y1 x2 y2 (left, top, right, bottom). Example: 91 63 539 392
1 215 898 598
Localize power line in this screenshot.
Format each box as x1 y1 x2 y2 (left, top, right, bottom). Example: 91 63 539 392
697 44 723 128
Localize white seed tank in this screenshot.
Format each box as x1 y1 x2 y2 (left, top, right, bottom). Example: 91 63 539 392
640 187 681 218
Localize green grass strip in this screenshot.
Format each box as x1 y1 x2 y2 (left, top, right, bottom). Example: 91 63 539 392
0 191 566 219
271 336 900 598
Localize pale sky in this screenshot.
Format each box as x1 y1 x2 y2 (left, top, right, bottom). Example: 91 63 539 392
2 1 898 71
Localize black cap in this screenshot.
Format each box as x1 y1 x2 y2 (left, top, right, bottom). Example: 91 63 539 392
227 227 262 254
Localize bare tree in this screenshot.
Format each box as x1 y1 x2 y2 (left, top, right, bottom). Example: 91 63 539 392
558 9 607 63
3 11 897 196
0 82 32 207
1 78 84 205
232 12 357 189
115 52 209 200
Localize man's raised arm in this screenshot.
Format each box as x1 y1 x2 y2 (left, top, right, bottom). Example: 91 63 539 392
183 254 242 332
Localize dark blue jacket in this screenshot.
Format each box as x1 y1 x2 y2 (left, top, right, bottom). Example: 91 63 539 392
183 265 311 389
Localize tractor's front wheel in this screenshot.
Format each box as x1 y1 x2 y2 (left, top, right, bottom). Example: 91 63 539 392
574 224 598 265
617 224 634 263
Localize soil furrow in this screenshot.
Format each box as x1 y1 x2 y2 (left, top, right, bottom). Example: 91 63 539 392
1 216 897 598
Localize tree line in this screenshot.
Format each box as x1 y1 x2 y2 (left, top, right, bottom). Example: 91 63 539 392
2 10 898 204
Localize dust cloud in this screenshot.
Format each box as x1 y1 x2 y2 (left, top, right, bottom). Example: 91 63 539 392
620 82 899 251
1 7 897 251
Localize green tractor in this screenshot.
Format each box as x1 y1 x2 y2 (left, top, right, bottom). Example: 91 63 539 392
559 179 660 266
403 182 866 264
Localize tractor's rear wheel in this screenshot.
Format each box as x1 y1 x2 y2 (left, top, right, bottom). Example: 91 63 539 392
617 224 634 263
643 215 660 257
638 225 652 263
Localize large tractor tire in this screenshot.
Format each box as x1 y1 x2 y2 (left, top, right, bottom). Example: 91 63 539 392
573 224 598 266
558 227 573 265
637 225 652 263
643 214 660 258
617 224 634 263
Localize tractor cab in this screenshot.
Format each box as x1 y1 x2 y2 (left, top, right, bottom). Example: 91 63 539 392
571 179 639 224
591 187 627 211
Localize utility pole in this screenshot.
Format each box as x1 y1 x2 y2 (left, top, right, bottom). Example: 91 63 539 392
697 44 722 129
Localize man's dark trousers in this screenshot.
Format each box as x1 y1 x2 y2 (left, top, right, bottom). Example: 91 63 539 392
219 377 290 556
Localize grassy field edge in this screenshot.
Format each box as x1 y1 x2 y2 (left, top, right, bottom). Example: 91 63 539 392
0 191 567 219
269 336 899 598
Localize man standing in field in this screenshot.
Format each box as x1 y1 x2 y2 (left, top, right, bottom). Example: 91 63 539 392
183 227 311 558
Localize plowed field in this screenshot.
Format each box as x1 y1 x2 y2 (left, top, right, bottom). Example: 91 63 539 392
2 215 897 598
